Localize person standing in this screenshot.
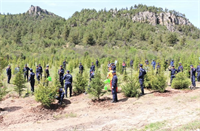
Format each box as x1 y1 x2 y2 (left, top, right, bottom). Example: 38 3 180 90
44 65 50 86
170 60 174 67
111 63 116 72
90 62 95 72
29 69 35 93
6 65 12 84
58 65 65 88
15 65 20 74
36 65 40 82
156 63 160 74
177 63 183 73
197 63 200 82
63 60 67 70
111 71 118 103
38 64 43 80
90 70 95 81
145 59 149 65
23 64 30 82
139 64 146 95
130 59 133 69
96 59 99 68
107 61 111 71
168 65 177 85
151 60 156 70
63 70 73 97
122 61 126 73
190 65 196 89
115 59 118 66
79 63 84 74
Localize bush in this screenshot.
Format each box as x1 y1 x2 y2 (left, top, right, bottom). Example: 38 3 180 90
86 70 105 100
171 72 191 89
35 84 57 107
73 73 88 95
13 71 26 96
151 73 167 93
121 73 140 97
0 82 8 101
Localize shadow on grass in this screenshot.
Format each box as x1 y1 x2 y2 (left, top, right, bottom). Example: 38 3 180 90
2 106 22 112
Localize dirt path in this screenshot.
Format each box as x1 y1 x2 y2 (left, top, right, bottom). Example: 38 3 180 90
0 85 200 131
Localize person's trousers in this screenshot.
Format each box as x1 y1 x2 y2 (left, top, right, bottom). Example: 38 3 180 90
112 88 118 102
65 83 72 97
139 79 144 94
30 79 35 92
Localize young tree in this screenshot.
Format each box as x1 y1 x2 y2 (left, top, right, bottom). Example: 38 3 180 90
13 71 26 96
73 73 88 95
87 70 105 100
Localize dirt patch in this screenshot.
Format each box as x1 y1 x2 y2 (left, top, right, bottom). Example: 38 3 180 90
153 90 181 97
0 116 3 123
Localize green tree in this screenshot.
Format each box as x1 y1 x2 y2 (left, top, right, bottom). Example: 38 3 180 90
172 72 191 89
13 71 26 96
73 73 88 95
83 34 95 45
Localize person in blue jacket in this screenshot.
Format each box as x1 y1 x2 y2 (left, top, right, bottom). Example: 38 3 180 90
190 65 196 89
177 63 183 73
111 71 118 103
139 64 146 95
168 65 177 85
58 65 65 88
6 65 12 84
196 63 200 82
63 70 73 97
29 68 35 93
151 60 156 70
55 88 65 105
90 62 95 72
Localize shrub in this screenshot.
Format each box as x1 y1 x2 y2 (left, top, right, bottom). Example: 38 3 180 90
123 70 128 81
0 82 8 101
13 71 26 96
151 73 167 93
121 73 140 97
35 84 57 107
73 73 88 95
171 72 191 89
86 70 105 100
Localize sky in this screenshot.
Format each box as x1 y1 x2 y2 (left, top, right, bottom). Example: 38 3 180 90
0 0 199 28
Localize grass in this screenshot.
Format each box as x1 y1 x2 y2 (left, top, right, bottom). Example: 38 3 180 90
174 120 200 131
144 121 166 131
53 112 77 120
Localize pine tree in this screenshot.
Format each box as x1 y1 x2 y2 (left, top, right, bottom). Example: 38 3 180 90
87 70 105 100
13 71 26 96
73 73 88 95
172 72 191 89
133 54 140 71
123 70 128 81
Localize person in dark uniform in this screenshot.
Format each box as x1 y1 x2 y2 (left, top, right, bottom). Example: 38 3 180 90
111 71 118 103
58 65 64 88
190 65 196 89
196 63 200 82
23 64 30 82
79 63 84 74
139 64 146 95
63 60 67 70
111 63 116 72
90 70 95 81
55 88 64 105
156 63 160 74
6 65 12 84
177 63 183 73
145 59 149 65
29 68 35 93
90 62 95 72
96 59 99 67
44 65 50 86
130 59 133 69
14 65 20 74
38 64 43 80
168 65 177 85
63 70 73 97
36 65 40 82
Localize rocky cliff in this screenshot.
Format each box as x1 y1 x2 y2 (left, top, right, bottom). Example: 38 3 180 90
27 5 54 16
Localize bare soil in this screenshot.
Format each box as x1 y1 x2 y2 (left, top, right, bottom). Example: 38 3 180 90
0 85 200 131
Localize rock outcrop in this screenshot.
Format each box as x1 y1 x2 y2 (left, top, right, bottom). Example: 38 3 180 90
28 5 53 16
131 11 192 32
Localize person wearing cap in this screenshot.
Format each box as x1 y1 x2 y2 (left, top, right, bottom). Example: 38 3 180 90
63 60 67 70
38 64 43 80
79 63 84 74
190 65 196 89
145 59 149 65
36 65 40 82
164 60 168 71
111 71 118 103
6 65 12 84
111 63 116 72
170 59 174 67
107 68 114 90
63 70 73 97
23 64 30 82
55 88 65 105
90 62 95 72
29 68 35 93
196 63 200 82
168 65 177 85
177 63 183 73
139 64 146 95
58 65 65 87
130 59 133 69
151 60 156 70
96 59 99 68
122 61 126 73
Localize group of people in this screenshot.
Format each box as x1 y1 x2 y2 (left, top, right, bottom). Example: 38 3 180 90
5 58 200 105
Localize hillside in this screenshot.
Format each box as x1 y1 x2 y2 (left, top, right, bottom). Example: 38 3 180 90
0 4 200 60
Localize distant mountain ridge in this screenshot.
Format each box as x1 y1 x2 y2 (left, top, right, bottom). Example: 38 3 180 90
27 5 55 16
